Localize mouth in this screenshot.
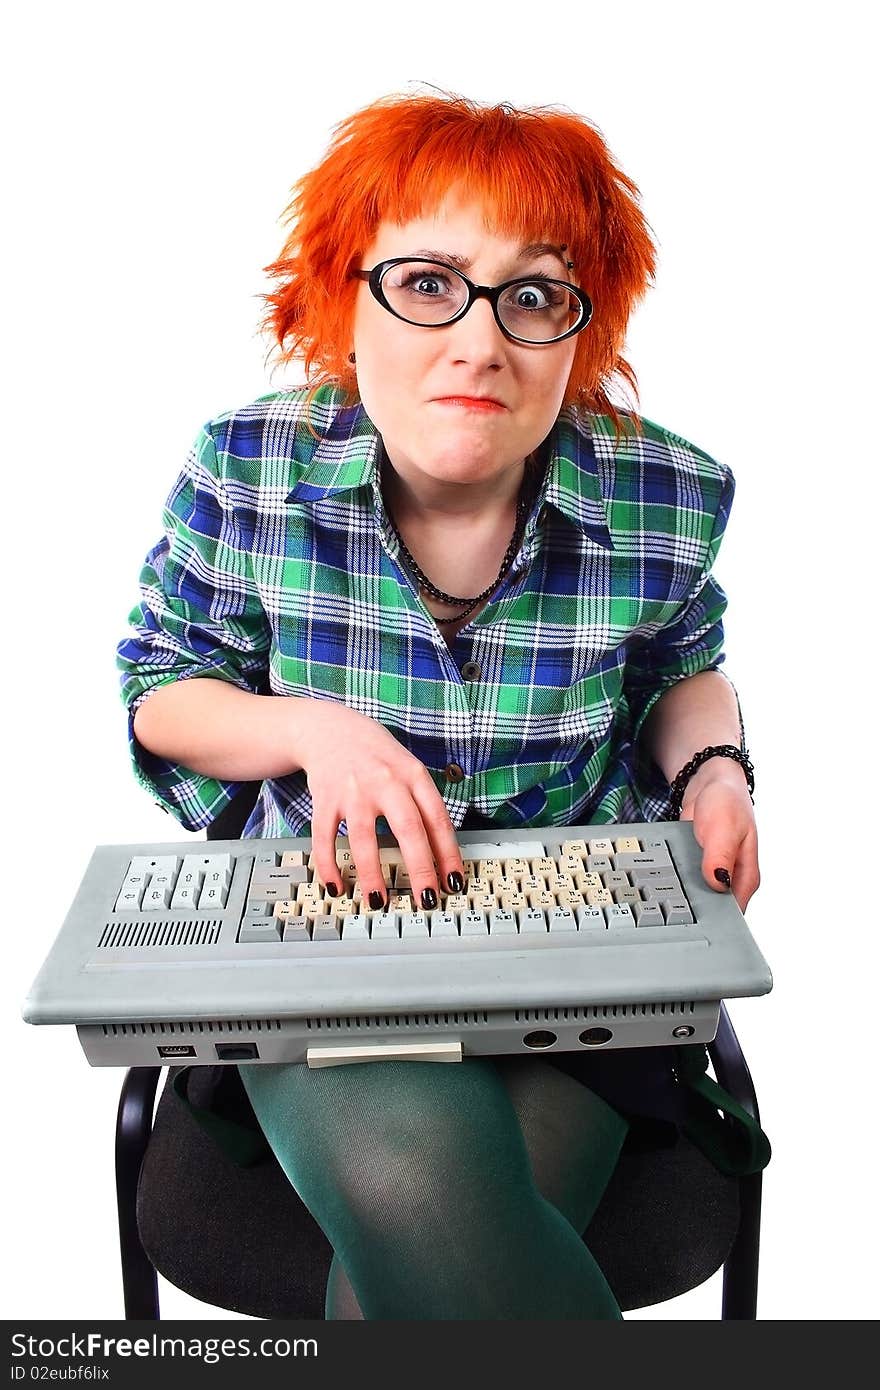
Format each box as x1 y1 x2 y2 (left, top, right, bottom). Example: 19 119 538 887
432 396 507 412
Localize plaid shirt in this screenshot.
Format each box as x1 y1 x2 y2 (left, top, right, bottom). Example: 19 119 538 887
117 385 734 837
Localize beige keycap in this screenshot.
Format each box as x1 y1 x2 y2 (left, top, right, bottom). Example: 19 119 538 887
388 894 413 913
478 858 503 879
561 839 588 856
551 872 575 893
586 887 613 907
444 894 470 914
520 873 547 894
528 889 557 911
500 890 527 911
575 872 603 893
530 856 556 876
280 850 306 867
588 838 614 856
615 837 641 853
472 892 498 913
558 890 587 911
503 857 530 877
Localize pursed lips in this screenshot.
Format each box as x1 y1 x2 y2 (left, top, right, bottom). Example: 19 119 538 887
432 396 507 411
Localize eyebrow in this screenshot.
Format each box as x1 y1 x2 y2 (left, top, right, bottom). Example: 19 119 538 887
407 243 567 272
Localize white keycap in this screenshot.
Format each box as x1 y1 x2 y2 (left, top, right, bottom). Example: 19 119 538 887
371 912 400 939
519 908 547 933
342 916 370 940
548 906 577 932
461 910 488 936
430 911 459 938
577 906 606 930
129 856 180 877
606 903 636 928
114 883 145 913
401 912 429 938
141 883 173 910
489 909 517 934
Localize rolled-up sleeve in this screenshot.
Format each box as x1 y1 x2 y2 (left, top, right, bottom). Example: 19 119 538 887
116 423 272 830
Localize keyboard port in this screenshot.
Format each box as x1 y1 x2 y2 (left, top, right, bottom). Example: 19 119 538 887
522 1030 557 1049
579 1027 613 1046
215 1042 260 1061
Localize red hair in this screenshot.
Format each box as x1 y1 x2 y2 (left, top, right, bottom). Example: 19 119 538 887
262 91 656 430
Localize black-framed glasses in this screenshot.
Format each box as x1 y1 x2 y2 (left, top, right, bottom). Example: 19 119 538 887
351 258 593 345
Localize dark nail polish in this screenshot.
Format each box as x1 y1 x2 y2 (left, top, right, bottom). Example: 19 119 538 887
369 890 386 910
447 871 464 893
326 882 340 898
714 867 731 888
421 887 438 910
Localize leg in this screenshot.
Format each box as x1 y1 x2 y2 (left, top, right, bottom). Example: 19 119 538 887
240 1057 627 1321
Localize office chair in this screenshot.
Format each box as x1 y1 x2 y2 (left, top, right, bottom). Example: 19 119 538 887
116 784 764 1320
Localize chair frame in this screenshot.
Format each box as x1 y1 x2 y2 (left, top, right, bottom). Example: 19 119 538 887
115 1002 763 1321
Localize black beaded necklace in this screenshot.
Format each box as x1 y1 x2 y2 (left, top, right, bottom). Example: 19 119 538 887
384 463 534 627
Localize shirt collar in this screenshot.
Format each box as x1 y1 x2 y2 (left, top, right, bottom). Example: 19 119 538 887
285 401 613 551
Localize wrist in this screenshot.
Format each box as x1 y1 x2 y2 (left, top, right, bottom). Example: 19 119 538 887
668 743 755 819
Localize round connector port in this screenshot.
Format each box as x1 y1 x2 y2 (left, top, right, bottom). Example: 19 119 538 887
579 1027 613 1046
671 1025 695 1039
522 1030 558 1049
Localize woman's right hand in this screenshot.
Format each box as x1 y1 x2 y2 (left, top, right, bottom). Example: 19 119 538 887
293 700 464 912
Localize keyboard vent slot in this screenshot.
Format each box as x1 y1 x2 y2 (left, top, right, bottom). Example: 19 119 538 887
101 1019 285 1037
514 1002 697 1023
305 1012 490 1031
98 918 223 948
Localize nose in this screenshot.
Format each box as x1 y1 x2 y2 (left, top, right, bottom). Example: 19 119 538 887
445 294 508 368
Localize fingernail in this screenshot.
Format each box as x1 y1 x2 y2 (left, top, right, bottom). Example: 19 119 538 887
714 867 731 889
447 871 464 893
326 882 340 898
421 887 438 910
369 890 386 910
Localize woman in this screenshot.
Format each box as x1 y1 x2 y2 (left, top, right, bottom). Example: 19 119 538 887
117 91 759 1319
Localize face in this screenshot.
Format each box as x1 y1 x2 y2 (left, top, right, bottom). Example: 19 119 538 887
351 194 579 497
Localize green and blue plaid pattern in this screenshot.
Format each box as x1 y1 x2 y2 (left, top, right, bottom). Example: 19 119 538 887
117 385 733 836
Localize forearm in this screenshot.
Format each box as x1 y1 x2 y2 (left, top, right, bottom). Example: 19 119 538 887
641 670 743 789
132 678 313 782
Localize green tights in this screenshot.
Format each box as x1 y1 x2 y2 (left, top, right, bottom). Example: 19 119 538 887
239 1056 629 1320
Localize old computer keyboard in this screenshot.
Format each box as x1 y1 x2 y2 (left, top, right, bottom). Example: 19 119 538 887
23 821 772 1068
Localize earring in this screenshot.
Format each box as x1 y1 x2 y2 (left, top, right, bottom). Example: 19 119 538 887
348 352 356 364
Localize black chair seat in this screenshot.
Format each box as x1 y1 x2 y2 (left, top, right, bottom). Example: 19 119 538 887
137 1068 740 1318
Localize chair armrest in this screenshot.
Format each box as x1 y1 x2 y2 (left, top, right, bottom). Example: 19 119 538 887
707 1002 760 1125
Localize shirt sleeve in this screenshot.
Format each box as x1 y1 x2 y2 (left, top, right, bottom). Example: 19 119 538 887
623 465 736 808
116 421 272 831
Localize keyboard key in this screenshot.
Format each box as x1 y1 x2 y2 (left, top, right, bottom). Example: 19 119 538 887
371 912 400 939
664 898 695 925
401 912 429 938
341 915 370 940
489 908 517 934
634 901 664 927
548 906 577 933
519 908 547 933
577 906 606 930
281 917 311 942
606 903 636 928
430 911 459 938
461 910 488 936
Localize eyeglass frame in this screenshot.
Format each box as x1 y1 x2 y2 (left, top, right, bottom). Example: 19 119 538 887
350 257 594 345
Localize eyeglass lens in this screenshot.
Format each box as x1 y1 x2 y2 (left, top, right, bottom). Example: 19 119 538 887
380 261 582 342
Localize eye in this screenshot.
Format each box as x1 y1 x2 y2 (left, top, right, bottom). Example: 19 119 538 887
504 279 566 312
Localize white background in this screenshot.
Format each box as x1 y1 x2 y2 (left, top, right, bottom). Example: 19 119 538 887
3 0 876 1322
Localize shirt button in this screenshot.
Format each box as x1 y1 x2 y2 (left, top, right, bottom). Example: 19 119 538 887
444 763 465 784
461 661 481 682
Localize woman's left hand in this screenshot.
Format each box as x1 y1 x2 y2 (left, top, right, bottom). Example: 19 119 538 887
678 758 760 912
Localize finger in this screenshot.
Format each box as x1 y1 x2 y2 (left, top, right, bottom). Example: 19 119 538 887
345 807 391 911
410 767 465 892
383 797 443 910
308 801 344 899
730 828 760 913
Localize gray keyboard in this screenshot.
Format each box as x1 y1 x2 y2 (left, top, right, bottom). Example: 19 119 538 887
23 821 772 1068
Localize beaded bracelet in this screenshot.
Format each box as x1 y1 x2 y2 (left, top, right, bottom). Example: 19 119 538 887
668 744 755 820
